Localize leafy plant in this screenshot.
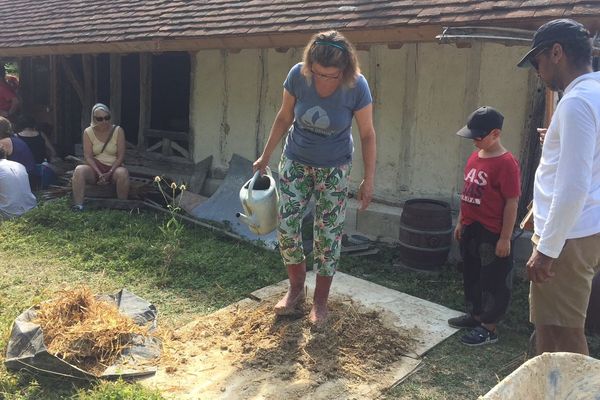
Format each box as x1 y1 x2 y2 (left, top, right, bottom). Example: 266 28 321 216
154 176 186 285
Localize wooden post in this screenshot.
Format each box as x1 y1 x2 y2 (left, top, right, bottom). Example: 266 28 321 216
109 54 122 123
49 55 59 147
518 73 547 219
82 55 95 129
138 53 152 150
188 51 196 162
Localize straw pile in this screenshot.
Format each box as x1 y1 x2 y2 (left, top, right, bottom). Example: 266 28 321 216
176 296 417 382
35 286 147 375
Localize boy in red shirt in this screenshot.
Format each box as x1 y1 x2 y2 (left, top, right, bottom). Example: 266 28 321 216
448 106 521 346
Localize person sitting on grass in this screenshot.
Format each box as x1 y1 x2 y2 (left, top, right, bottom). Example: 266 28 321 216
448 106 521 346
0 144 36 219
71 103 129 211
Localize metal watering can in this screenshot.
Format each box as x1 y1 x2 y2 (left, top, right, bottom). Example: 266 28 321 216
236 167 279 235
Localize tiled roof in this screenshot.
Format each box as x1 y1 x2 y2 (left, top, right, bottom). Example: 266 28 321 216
1 0 598 54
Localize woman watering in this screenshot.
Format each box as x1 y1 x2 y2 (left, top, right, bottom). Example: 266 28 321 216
253 30 377 326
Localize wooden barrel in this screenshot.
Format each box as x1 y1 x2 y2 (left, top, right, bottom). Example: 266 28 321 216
397 199 453 271
586 272 600 336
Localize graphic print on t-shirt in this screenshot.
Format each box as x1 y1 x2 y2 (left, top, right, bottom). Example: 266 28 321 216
461 167 488 205
299 106 332 136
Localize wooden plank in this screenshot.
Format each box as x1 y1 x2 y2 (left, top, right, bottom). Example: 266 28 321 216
341 244 371 253
138 53 151 150
110 54 122 123
145 129 188 142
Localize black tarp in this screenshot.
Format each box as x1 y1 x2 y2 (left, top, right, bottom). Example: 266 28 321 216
4 289 160 380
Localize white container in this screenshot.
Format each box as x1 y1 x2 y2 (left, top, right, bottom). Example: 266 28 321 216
236 167 279 236
481 352 600 400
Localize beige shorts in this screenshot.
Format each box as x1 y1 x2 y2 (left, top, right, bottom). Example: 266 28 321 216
530 233 600 328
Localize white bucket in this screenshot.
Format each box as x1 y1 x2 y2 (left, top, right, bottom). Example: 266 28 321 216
481 352 600 400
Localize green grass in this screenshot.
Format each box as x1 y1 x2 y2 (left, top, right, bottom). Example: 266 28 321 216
0 199 598 399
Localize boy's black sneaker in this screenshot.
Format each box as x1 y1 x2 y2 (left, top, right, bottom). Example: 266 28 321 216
460 326 498 346
448 314 480 329
71 204 84 212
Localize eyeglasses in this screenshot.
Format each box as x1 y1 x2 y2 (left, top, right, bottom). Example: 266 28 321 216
311 68 341 81
94 115 111 122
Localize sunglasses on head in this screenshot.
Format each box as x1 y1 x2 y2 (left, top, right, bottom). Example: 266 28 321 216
94 115 111 122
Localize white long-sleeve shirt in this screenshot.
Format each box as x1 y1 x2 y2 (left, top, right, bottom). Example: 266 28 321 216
534 71 600 258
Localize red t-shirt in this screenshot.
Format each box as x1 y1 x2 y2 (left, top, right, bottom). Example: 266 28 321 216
460 151 521 234
0 82 16 113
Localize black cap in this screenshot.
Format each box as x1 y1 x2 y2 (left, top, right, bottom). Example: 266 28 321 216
517 19 590 68
456 106 504 139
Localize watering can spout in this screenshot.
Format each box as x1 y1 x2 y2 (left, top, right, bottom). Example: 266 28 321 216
236 212 258 229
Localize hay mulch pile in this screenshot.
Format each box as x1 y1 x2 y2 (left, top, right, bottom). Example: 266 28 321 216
169 295 418 383
34 286 149 375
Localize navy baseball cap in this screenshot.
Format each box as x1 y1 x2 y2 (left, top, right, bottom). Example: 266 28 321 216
517 19 590 68
456 106 504 139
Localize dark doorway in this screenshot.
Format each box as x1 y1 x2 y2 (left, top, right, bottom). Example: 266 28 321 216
121 54 141 145
150 52 190 133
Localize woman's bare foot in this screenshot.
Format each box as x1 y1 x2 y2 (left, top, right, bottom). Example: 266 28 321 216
309 302 329 327
274 288 305 315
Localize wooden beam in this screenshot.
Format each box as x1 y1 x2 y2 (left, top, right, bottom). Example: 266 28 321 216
60 57 84 104
146 141 162 152
188 51 196 162
145 128 188 142
82 54 94 130
49 55 59 147
109 54 122 123
170 141 190 158
138 53 152 150
518 73 546 218
161 138 172 156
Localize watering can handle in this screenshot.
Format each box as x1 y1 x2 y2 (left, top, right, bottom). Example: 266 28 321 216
247 166 272 201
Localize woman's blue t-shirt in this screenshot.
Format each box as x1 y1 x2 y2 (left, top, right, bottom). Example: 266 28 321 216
282 63 372 168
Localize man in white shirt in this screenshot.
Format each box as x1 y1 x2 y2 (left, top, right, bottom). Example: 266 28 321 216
518 19 600 355
0 145 36 219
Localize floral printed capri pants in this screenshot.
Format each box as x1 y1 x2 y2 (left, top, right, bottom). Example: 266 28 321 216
277 154 351 276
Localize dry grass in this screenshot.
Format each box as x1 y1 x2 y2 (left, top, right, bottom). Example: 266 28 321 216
34 286 148 375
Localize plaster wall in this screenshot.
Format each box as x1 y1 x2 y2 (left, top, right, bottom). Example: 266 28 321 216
190 42 531 205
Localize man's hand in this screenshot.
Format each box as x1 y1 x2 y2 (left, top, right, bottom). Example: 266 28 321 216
526 248 555 283
495 238 511 258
